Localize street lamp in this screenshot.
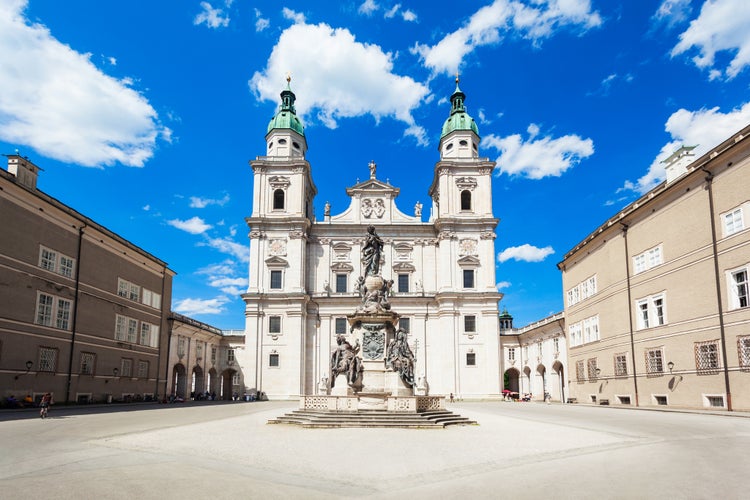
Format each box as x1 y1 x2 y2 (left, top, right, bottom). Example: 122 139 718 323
667 361 674 374
595 367 601 378
14 360 33 380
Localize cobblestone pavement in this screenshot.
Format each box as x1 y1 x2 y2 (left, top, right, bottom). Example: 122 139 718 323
0 401 748 499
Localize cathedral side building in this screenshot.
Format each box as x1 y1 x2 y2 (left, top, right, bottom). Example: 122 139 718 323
558 125 750 411
243 79 504 400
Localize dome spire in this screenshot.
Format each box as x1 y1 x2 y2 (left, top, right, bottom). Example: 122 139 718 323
440 75 478 140
267 74 304 137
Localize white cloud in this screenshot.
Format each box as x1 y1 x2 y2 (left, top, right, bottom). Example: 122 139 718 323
384 4 400 19
484 125 594 179
652 0 693 30
173 296 231 315
142 204 150 211
194 1 230 29
497 244 555 263
412 0 601 75
401 9 417 22
671 0 750 79
189 193 230 208
167 216 212 234
255 8 270 32
202 236 250 262
249 21 429 143
282 7 306 24
496 281 512 290
197 260 247 296
623 102 750 194
0 0 166 167
359 0 379 15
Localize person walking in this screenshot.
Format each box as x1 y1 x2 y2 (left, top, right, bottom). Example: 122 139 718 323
39 393 51 418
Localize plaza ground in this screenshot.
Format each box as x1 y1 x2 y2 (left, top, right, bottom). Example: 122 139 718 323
1 401 748 499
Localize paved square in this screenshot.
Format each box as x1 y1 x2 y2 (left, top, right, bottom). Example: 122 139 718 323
1 402 748 499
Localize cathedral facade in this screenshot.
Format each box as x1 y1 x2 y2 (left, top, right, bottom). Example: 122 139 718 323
242 79 503 399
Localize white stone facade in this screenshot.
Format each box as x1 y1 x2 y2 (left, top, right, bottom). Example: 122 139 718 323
242 83 503 400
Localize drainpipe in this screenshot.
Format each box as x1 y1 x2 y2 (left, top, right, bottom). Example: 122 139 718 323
157 266 167 399
621 222 640 407
701 167 732 411
165 318 174 401
64 223 86 405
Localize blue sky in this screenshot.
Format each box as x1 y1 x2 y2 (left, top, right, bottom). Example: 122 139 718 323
2 0 750 329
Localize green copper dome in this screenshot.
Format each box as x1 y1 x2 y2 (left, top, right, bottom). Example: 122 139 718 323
440 78 479 139
267 78 305 137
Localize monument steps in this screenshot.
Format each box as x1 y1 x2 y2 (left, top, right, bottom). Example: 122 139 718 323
267 409 477 428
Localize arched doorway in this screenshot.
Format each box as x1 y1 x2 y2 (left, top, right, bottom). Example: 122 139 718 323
221 369 236 400
504 368 520 394
172 363 187 398
191 365 204 398
536 364 547 400
523 366 531 395
207 368 218 398
553 361 565 403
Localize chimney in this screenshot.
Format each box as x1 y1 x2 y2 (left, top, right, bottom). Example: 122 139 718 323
662 145 697 184
5 154 42 189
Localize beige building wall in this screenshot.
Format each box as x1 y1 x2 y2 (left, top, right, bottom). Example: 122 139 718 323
1 155 174 405
560 125 750 411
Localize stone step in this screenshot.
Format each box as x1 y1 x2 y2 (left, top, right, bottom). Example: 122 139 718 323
268 409 477 428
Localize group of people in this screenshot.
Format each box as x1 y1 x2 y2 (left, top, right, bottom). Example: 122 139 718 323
3 393 51 418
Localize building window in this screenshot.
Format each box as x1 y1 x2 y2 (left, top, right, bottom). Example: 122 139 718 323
39 346 58 372
464 315 476 333
587 358 598 380
553 337 560 354
269 353 280 367
635 293 667 329
466 352 476 366
398 274 409 293
399 317 410 333
121 358 133 377
269 316 281 334
227 349 235 363
80 352 95 375
138 360 149 378
569 322 582 347
576 360 585 382
232 373 241 385
139 323 159 348
583 316 600 343
614 353 628 377
177 337 187 357
334 317 348 335
537 341 543 357
335 273 348 293
633 245 663 274
141 289 162 309
270 270 282 289
728 266 748 309
723 207 744 236
35 293 73 330
645 348 664 374
211 347 217 364
695 340 721 372
463 269 475 289
273 189 285 210
654 395 668 405
39 246 75 278
508 347 516 361
117 278 141 302
567 275 597 306
739 336 750 370
460 190 472 211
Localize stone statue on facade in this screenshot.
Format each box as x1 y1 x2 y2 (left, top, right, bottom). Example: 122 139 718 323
330 335 363 389
362 224 383 276
386 328 416 387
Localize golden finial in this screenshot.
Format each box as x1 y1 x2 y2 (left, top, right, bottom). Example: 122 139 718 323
455 72 460 85
286 71 291 83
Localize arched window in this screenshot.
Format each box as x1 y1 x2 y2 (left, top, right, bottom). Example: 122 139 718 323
273 189 285 210
461 190 472 211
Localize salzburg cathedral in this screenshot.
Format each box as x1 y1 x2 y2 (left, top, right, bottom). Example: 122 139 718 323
242 77 504 399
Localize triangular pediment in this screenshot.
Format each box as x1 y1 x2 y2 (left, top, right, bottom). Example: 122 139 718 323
457 255 481 266
346 178 400 196
330 262 354 272
264 256 289 267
